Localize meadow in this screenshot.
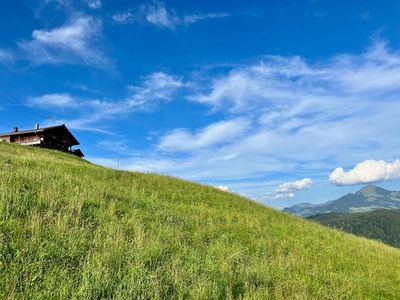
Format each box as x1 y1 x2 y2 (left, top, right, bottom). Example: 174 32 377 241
1 142 400 299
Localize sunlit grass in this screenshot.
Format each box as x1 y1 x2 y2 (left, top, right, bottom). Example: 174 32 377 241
0 142 399 299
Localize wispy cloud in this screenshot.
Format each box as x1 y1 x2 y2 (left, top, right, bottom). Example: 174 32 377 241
85 0 101 9
31 72 184 131
0 48 14 63
189 41 400 114
28 41 400 201
183 13 231 24
28 93 78 108
330 159 400 185
126 72 184 108
112 11 136 24
142 2 180 29
66 83 108 96
159 118 250 152
98 41 400 200
18 14 108 67
112 2 230 30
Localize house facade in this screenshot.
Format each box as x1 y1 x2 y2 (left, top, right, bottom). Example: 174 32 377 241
0 124 84 157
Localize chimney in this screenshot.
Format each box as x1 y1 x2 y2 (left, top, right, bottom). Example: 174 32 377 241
35 124 40 130
13 127 18 133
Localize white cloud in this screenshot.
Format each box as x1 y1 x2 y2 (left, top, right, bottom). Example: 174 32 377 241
214 185 230 192
159 118 250 151
19 15 107 67
275 178 313 193
28 93 77 108
264 178 313 200
329 159 400 185
112 2 230 29
85 0 101 9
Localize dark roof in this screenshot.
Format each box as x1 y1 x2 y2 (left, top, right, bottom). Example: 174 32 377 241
0 124 80 146
71 149 84 158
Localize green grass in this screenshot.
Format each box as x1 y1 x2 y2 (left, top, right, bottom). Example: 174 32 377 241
0 142 400 299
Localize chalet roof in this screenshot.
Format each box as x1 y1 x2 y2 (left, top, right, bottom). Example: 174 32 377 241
0 124 80 146
71 149 84 158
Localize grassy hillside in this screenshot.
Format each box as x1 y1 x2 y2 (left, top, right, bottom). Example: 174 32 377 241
309 209 400 248
1 143 400 299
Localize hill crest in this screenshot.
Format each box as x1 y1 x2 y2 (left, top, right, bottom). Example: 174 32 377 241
1 142 400 298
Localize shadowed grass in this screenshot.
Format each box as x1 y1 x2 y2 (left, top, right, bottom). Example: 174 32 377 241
0 142 400 299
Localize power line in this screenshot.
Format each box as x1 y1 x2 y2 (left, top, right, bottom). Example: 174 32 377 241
0 86 99 146
0 87 48 120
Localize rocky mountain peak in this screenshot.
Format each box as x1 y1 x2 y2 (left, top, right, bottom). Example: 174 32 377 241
356 185 391 198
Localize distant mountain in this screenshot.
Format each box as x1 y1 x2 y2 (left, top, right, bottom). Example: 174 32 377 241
308 209 400 248
283 185 400 217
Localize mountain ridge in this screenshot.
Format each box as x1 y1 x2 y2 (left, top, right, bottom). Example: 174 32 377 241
283 184 400 217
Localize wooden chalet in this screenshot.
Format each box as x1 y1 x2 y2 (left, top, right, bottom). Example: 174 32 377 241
0 124 84 157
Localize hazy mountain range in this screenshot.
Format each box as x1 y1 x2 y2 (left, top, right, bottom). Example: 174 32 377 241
283 185 400 217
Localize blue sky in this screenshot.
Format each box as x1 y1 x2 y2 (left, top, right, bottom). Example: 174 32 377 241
1 0 400 209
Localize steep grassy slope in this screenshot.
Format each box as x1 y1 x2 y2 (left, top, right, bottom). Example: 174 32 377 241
1 143 400 299
309 209 400 248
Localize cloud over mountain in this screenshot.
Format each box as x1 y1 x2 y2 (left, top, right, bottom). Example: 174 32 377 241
329 159 400 185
